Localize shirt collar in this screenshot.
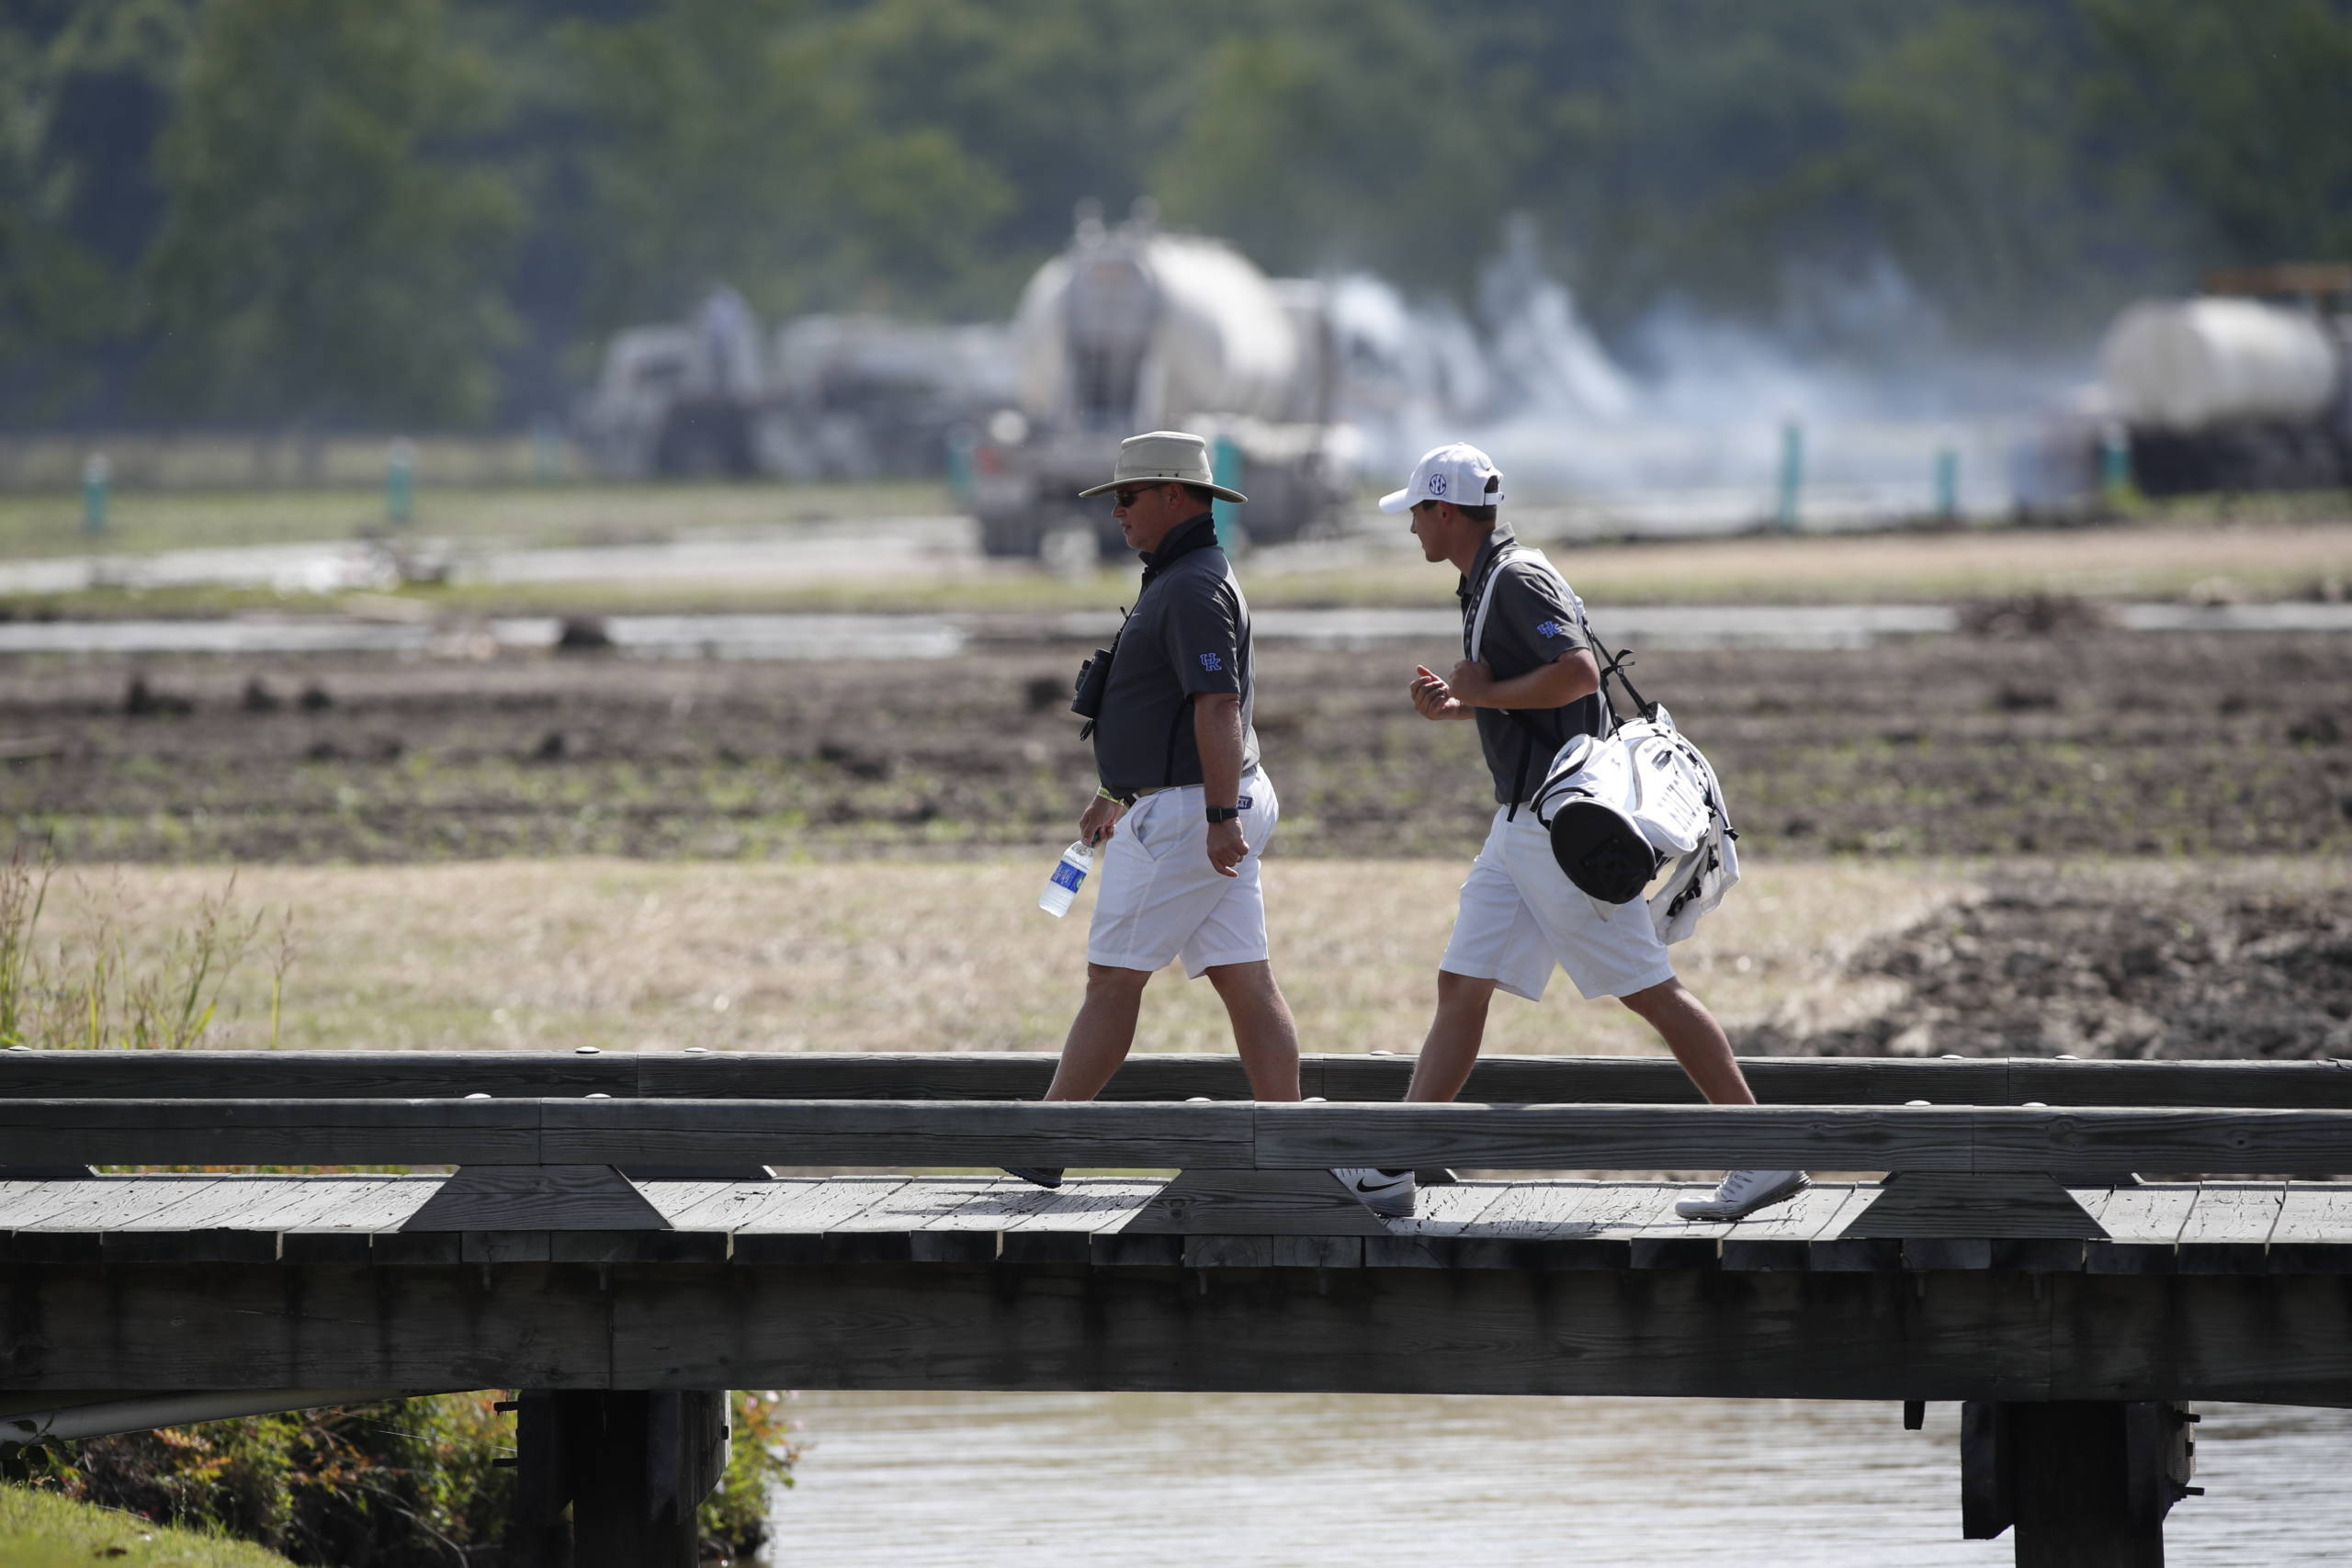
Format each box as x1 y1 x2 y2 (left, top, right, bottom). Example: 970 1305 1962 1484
1141 512 1219 579
1453 522 1520 603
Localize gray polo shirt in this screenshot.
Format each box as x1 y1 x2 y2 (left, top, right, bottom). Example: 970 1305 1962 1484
1456 523 1601 805
1093 515 1260 795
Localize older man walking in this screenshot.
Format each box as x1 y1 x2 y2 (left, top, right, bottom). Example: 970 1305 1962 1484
1007 431 1300 1188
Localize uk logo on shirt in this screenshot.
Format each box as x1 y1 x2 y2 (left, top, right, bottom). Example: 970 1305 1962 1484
1198 652 1223 671
1536 619 1568 639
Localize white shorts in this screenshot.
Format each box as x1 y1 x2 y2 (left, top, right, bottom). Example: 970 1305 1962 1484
1440 806 1676 1002
1087 771 1278 978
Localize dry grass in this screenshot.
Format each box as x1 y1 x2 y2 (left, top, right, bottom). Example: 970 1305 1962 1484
31 857 1986 1057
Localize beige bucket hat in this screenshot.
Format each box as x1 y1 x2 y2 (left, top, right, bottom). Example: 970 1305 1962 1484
1077 429 1247 503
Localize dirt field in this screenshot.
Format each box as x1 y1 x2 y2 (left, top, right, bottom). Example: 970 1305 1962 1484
3 629 2346 864
27 857 2346 1062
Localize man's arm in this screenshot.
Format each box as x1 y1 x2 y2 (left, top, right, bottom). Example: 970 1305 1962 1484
1446 648 1600 709
1193 691 1249 876
1411 649 1598 717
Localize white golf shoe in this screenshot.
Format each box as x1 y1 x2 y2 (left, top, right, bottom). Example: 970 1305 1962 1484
1332 1168 1416 1219
1676 1168 1810 1222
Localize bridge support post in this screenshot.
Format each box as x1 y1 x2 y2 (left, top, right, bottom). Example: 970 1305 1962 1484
507 1390 729 1568
1961 1401 2194 1567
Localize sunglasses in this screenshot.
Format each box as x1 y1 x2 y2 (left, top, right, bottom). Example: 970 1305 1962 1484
1114 484 1160 509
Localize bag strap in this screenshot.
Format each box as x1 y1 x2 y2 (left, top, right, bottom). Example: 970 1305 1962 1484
1469 545 1573 817
1581 614 1656 728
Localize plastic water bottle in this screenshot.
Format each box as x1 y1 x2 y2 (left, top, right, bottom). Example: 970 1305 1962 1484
1037 840 1094 918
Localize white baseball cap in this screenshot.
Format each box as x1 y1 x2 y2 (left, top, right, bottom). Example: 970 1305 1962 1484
1378 443 1506 513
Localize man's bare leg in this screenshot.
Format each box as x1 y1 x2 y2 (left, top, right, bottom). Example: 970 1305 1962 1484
1204 960 1302 1101
1042 964 1153 1101
1619 976 1757 1105
1404 969 1498 1102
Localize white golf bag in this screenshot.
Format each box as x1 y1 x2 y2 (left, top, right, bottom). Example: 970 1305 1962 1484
1529 709 1741 942
1473 547 1740 942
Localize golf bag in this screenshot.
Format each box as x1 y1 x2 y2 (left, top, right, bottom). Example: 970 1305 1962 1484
1473 547 1740 942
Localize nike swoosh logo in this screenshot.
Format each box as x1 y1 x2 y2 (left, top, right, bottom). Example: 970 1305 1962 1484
1350 1177 1403 1194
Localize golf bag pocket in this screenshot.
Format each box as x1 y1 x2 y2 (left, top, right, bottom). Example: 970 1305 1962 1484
1532 733 1664 904
1532 709 1738 926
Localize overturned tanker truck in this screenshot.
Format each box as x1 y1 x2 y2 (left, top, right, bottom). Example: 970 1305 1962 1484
970 205 1356 558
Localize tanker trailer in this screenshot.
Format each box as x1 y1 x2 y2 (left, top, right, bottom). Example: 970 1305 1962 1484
2098 284 2350 496
969 209 1353 558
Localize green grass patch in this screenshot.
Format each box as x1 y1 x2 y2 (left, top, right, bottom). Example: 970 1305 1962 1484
0 1485 297 1567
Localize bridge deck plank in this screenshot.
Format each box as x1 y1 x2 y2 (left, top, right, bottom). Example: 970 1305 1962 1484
657 1177 820 1232
1721 1181 1867 1269
2176 1181 2288 1243
996 1179 1164 1232
2268 1182 2352 1272
0 1176 214 1229
8 1177 2352 1273
638 1181 749 1226
1448 1179 1656 1269
263 1178 440 1233
102 1178 325 1232
2177 1180 2290 1274
2085 1182 2201 1273
727 1176 908 1233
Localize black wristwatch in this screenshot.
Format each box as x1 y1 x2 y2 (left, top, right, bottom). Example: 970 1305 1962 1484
1205 805 1241 825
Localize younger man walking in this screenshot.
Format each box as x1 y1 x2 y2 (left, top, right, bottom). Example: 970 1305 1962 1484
1339 444 1804 1223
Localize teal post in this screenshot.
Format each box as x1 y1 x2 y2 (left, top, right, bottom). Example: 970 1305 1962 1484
81 453 109 538
1934 446 1960 522
944 426 978 506
1775 422 1804 533
1211 435 1244 538
530 414 566 483
386 439 416 527
2099 423 2133 508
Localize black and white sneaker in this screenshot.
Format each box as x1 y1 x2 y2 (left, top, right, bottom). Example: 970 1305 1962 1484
1002 1167 1064 1190
1333 1167 1416 1219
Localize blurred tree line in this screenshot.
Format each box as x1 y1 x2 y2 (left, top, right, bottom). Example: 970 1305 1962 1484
2 0 2346 431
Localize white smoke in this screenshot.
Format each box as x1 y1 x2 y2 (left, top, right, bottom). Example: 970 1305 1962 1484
1330 228 2087 529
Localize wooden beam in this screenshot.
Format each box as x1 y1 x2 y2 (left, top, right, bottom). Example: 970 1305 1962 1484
1250 1103 2352 1177
5 1099 2352 1178
2008 1403 2165 1567
1961 1401 2014 1540
538 1100 1257 1169
7 1262 2352 1406
403 1168 670 1234
11 1050 2352 1110
562 1391 703 1568
1840 1176 2108 1240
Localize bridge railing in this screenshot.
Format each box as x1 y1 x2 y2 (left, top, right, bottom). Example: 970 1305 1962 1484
2 1073 2348 1239
0 1095 2346 1173
6 1048 2351 1108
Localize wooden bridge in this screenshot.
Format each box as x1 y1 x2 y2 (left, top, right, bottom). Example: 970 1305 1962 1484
6 1047 2352 1567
